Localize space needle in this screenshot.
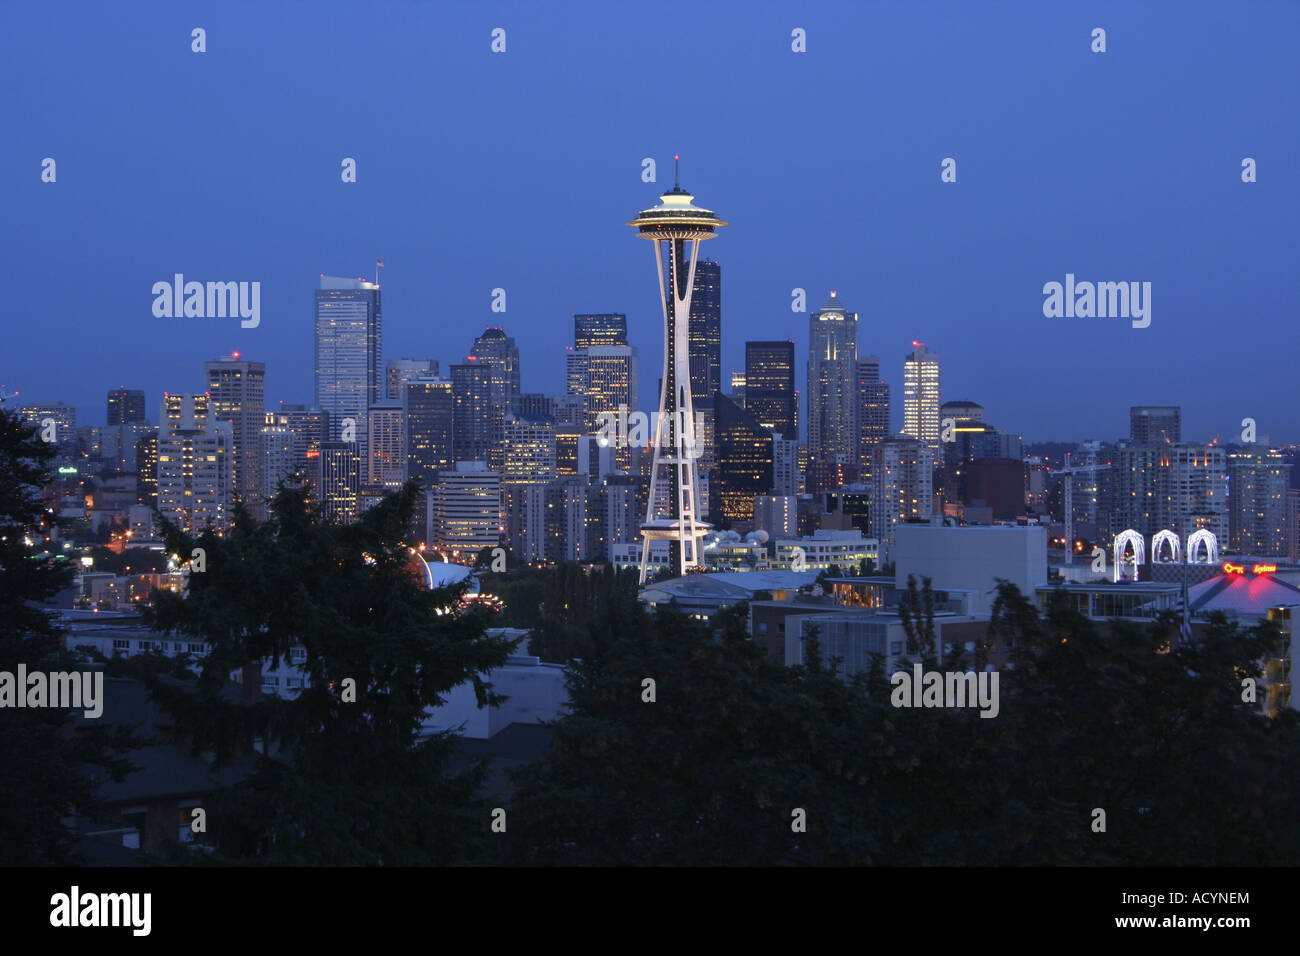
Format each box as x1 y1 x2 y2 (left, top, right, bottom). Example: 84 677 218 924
627 158 727 584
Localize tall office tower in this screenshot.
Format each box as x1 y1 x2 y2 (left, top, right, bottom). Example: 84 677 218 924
1158 443 1228 546
260 421 296 502
315 275 382 444
206 352 266 520
1229 445 1291 556
503 413 557 484
871 438 934 563
684 257 721 406
107 388 146 425
468 327 521 412
156 394 234 533
366 402 407 489
901 341 941 457
318 441 361 524
627 166 725 582
772 436 800 497
135 431 158 506
436 461 502 555
1131 406 1181 445
404 378 454 484
450 363 500 469
20 403 76 443
275 404 329 487
574 313 628 348
807 292 858 493
386 358 438 401
710 392 774 527
745 340 796 440
856 356 890 482
580 345 638 433
564 348 588 400
941 400 984 425
730 371 746 407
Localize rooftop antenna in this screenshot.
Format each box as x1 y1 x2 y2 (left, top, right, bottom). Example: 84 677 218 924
674 154 680 189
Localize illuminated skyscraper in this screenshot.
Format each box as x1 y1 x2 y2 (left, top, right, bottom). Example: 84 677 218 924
807 291 858 492
686 258 721 404
157 394 233 534
574 313 628 349
627 162 726 581
318 441 361 524
451 363 499 469
1228 445 1289 556
901 341 941 457
710 391 774 527
107 388 146 425
315 276 382 445
856 356 890 482
872 438 934 562
366 401 407 488
745 340 796 441
206 352 266 520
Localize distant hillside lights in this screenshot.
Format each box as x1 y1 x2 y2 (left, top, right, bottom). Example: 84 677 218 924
1042 274 1151 329
152 275 260 328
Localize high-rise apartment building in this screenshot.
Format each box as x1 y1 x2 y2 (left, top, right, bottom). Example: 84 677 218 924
206 352 266 520
1228 445 1291 556
1130 406 1181 445
156 394 234 533
871 438 934 562
366 402 407 489
745 340 796 441
901 341 941 457
315 276 382 444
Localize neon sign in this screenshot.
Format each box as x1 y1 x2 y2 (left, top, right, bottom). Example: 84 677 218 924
57 466 78 474
1223 562 1278 575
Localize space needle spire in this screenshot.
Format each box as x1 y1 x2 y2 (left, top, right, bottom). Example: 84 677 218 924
627 158 727 583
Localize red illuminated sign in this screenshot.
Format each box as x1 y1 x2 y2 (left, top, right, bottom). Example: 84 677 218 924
1223 562 1278 575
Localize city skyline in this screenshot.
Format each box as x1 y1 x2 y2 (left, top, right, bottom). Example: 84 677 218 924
5 1 1296 445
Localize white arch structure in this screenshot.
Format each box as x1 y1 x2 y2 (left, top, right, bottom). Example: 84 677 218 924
1113 529 1145 582
1151 530 1181 564
1186 529 1219 565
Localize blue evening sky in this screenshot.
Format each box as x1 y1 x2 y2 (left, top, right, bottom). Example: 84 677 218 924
3 0 1296 443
